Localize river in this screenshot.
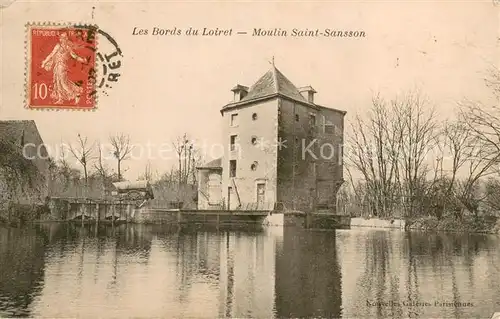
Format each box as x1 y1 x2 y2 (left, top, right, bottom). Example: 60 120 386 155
0 223 499 318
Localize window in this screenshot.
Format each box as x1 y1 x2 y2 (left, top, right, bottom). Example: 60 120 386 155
295 114 299 122
256 183 266 204
230 135 237 151
229 160 237 177
324 124 336 135
230 113 239 126
308 114 317 135
309 114 316 126
250 161 258 171
208 174 221 205
252 113 258 120
251 136 258 145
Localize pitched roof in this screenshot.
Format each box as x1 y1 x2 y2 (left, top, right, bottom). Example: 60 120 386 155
222 66 310 110
0 120 35 144
197 157 222 169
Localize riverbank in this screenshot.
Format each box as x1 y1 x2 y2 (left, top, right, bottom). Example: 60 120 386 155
407 215 500 234
2 201 500 235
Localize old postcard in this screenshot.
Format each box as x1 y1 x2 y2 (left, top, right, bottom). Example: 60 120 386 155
1 1 500 318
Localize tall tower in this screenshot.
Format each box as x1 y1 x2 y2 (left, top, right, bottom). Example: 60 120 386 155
214 65 346 212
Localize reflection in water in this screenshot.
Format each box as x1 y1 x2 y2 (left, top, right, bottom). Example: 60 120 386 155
0 224 499 318
338 229 500 319
0 226 47 317
275 228 342 318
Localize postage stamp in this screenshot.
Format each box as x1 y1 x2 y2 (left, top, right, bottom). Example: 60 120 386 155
26 24 98 110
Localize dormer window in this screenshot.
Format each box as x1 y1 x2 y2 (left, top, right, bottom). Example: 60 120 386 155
231 84 249 102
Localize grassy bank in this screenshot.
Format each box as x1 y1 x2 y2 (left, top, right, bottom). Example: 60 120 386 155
408 215 500 234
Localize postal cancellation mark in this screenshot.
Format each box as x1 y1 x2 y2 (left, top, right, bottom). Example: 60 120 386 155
27 25 97 109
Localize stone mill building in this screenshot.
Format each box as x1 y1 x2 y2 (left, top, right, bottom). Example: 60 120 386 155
197 65 346 213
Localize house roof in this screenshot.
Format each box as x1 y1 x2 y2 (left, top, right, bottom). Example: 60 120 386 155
243 66 308 103
221 66 312 111
0 120 35 144
220 66 347 115
196 157 222 169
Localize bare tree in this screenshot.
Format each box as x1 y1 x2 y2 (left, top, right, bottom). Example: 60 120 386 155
68 133 95 185
423 120 473 216
453 152 495 218
347 91 439 218
484 66 500 100
453 99 500 217
57 140 73 184
441 120 472 195
346 94 405 217
460 101 500 158
93 142 110 181
139 161 155 182
93 141 112 196
172 133 201 185
393 91 439 217
484 177 500 213
109 133 133 181
346 69 500 220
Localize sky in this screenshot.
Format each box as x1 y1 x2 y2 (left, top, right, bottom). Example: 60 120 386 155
1 1 499 180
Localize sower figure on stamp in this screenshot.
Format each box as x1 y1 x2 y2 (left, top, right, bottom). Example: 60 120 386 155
41 32 88 104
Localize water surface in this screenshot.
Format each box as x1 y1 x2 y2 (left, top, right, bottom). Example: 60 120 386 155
0 223 499 318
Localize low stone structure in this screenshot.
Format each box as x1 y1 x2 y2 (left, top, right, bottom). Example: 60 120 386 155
47 197 136 222
350 217 406 230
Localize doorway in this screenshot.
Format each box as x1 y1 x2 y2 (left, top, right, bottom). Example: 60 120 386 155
227 186 233 210
256 183 265 208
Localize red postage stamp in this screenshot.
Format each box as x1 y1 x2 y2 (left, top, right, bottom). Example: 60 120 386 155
27 25 97 110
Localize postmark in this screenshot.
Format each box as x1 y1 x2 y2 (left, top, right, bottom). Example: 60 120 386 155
73 24 123 99
25 23 123 110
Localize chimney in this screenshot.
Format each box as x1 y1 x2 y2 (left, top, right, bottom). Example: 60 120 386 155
299 86 317 103
231 84 249 102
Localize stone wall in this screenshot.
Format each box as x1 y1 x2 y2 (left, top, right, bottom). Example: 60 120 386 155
350 217 406 230
47 198 136 222
132 209 268 225
221 99 279 210
313 106 345 211
132 209 180 224
131 209 354 229
277 99 317 212
309 214 351 229
277 99 345 212
263 213 284 226
283 214 307 227
197 169 223 210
